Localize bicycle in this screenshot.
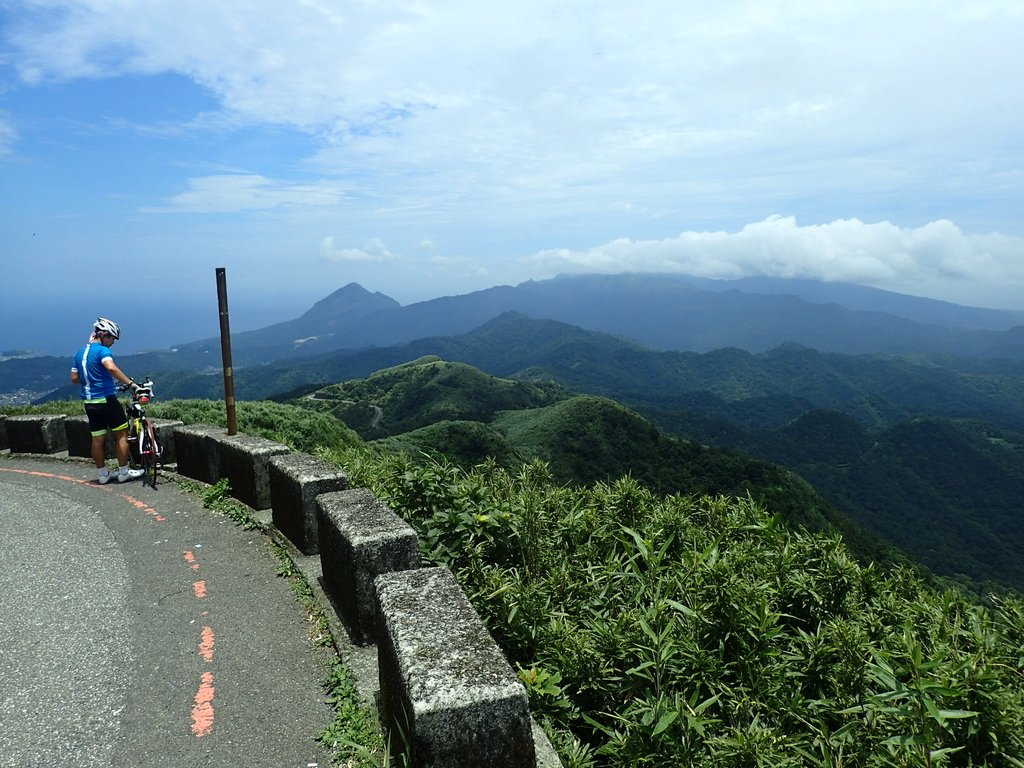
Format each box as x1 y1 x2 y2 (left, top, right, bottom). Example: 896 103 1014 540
120 376 162 489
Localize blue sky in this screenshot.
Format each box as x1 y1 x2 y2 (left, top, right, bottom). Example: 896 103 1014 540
2 1 1024 354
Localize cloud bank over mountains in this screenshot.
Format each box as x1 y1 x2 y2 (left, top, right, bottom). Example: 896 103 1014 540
529 217 1024 309
2 1 1023 314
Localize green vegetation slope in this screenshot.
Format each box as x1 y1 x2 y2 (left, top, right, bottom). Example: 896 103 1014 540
297 361 909 572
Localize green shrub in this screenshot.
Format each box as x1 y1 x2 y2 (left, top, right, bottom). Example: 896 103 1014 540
148 399 362 454
325 448 1024 768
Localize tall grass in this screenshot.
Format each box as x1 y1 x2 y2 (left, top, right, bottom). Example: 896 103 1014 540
319 447 1024 768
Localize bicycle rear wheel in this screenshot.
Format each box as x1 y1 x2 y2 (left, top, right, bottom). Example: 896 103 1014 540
140 428 158 489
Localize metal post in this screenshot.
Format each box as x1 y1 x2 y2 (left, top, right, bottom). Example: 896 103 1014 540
216 268 238 436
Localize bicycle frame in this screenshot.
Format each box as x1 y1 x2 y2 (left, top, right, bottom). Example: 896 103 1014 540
123 377 161 489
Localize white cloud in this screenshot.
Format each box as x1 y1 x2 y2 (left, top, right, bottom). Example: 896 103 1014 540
8 2 1023 156
5 2 1022 234
320 236 394 263
142 174 346 213
526 216 1024 300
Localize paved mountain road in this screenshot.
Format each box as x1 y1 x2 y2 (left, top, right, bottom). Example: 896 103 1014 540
0 456 331 768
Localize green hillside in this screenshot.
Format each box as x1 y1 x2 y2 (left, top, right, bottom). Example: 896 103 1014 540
300 356 568 438
743 413 1024 591
374 419 516 466
311 364 910 572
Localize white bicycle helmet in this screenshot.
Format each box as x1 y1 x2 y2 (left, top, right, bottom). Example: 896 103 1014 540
94 317 121 339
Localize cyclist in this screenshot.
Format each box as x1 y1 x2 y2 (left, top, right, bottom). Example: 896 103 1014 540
70 318 145 484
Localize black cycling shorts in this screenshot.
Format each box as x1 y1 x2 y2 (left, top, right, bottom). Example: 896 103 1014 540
84 395 129 437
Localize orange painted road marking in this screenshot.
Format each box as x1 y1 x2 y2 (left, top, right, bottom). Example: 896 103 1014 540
0 468 165 520
193 580 208 599
183 550 200 572
0 467 88 484
190 672 216 737
198 626 215 662
122 494 166 522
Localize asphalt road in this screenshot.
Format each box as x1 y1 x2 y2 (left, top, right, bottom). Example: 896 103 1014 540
0 455 332 768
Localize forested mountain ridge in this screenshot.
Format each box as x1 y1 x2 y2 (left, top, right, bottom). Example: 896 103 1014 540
291 358 908 572
202 272 1024 360
302 356 568 438
739 412 1024 590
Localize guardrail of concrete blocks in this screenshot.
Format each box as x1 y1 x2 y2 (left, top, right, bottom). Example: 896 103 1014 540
4 414 68 454
173 423 225 484
216 433 290 510
175 424 290 510
64 415 185 463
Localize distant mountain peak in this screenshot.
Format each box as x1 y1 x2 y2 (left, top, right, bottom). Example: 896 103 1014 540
300 283 400 322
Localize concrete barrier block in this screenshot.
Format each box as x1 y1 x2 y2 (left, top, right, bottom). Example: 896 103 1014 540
5 415 67 454
150 419 184 464
317 489 420 646
269 453 348 554
217 433 290 510
375 567 535 768
173 424 225 484
0 414 8 451
65 415 111 459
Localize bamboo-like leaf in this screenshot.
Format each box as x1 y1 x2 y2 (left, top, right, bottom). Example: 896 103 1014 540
620 525 649 558
626 660 656 676
637 615 659 644
663 598 697 618
652 710 679 736
936 709 979 719
882 734 928 746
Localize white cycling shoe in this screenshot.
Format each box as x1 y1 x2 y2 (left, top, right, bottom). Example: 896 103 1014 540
117 467 146 483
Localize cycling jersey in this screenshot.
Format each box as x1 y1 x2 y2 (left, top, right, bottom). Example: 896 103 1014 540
72 341 118 400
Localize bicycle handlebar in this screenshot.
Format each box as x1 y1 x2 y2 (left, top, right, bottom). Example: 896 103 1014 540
118 376 155 404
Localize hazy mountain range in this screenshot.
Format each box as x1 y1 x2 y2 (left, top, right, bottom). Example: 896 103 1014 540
172 272 1024 364
6 272 1024 403
5 273 1024 591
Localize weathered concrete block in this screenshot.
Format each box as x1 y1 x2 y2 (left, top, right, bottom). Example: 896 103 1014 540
65 415 113 459
5 415 67 454
173 424 225 484
217 433 290 510
317 488 420 646
149 419 184 464
375 567 535 768
269 453 348 554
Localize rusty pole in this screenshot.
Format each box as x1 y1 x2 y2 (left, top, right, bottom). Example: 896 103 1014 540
216 268 238 435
